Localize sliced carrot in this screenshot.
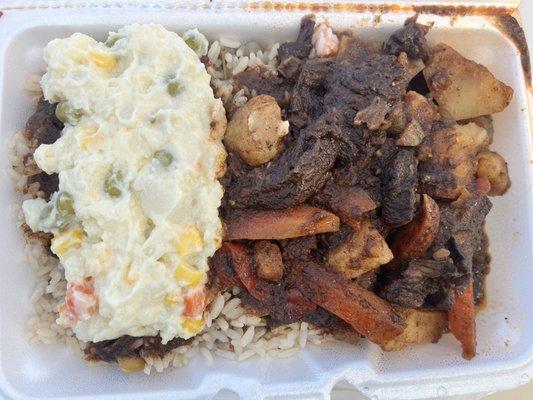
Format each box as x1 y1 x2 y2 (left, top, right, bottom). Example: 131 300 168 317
293 261 405 345
65 277 97 321
389 194 440 265
224 206 340 240
223 242 268 302
183 289 206 318
449 281 477 359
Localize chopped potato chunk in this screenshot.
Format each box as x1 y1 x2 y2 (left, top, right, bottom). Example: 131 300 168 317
253 241 284 282
327 220 393 278
382 309 448 351
423 44 513 120
476 151 511 196
224 94 289 166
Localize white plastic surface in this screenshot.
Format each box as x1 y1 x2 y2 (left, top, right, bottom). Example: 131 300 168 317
0 2 532 400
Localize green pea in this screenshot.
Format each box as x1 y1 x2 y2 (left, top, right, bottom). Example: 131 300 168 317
55 102 83 125
167 80 182 97
185 37 199 52
105 36 121 48
56 192 75 217
154 150 173 167
40 204 53 221
104 171 123 198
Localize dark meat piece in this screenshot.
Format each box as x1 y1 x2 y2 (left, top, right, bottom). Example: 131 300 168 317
24 97 63 151
85 335 190 362
379 258 466 309
313 181 376 230
217 243 318 325
234 68 292 106
290 58 334 128
26 172 59 200
278 16 315 62
323 54 409 112
472 232 490 305
382 192 492 309
384 17 430 61
278 56 303 80
380 149 418 227
279 236 317 261
353 96 391 131
225 112 340 209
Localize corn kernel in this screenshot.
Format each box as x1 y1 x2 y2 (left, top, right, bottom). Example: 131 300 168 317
182 317 205 334
174 262 202 288
164 293 181 305
89 51 117 70
51 229 83 256
177 227 203 256
117 356 145 372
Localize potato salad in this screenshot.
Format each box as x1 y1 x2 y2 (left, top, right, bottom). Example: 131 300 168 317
22 24 227 343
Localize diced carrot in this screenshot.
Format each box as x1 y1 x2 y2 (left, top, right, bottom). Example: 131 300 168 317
449 281 477 359
183 289 206 318
65 277 97 322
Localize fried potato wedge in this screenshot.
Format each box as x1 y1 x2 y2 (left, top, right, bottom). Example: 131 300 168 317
293 261 405 344
225 206 340 240
382 308 448 351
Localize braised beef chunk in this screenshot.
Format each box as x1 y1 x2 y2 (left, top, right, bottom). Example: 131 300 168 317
85 336 190 362
225 113 340 209
290 58 334 128
27 172 59 200
235 68 292 106
384 16 430 61
379 258 466 309
24 97 63 151
380 149 418 227
278 16 315 62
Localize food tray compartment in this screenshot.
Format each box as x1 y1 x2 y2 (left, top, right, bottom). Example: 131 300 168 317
0 2 531 399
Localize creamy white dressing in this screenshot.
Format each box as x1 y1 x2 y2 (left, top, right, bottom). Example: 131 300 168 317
22 24 226 343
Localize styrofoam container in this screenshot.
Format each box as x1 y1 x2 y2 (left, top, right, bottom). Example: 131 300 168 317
0 1 532 399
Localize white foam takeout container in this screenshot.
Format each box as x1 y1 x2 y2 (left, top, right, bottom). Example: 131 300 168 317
0 1 532 399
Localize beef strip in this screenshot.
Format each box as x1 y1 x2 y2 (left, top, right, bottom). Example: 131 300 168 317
234 68 293 106
24 97 63 151
379 258 465 309
278 17 315 62
225 112 340 209
383 16 430 61
23 97 62 199
85 335 191 362
380 149 418 227
378 192 492 308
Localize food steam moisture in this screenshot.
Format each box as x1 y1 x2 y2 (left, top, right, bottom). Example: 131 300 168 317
22 24 226 343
